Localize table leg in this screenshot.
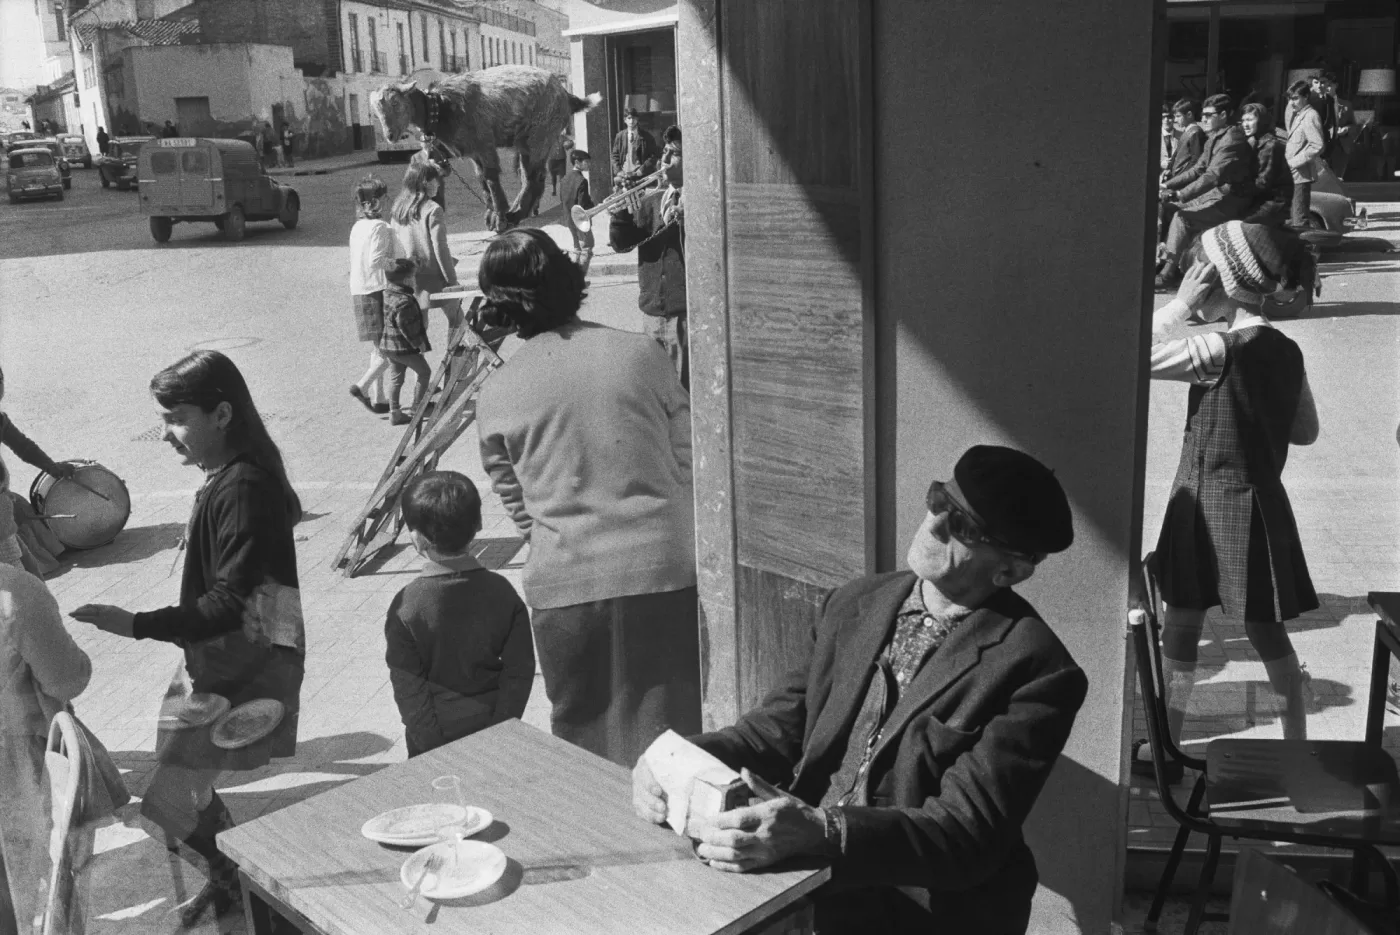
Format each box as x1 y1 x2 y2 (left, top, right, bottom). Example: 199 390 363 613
240 870 316 935
1365 621 1390 747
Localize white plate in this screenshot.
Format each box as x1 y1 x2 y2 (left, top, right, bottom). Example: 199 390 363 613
210 698 285 750
361 804 492 846
400 839 507 901
157 693 230 730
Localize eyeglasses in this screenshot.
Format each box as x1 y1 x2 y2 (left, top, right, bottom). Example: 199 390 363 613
1201 110 1220 118
926 482 1043 564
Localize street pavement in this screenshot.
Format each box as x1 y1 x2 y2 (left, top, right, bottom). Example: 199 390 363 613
1 164 1396 933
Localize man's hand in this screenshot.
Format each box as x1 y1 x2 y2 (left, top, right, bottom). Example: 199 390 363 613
69 604 135 638
49 462 76 480
632 755 668 825
692 769 826 873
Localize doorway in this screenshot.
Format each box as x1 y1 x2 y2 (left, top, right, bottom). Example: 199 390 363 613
174 96 211 136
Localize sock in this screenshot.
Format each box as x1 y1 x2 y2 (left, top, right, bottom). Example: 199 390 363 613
1263 653 1311 740
1162 657 1198 751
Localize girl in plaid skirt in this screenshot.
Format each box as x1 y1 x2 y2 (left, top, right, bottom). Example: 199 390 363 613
1144 221 1320 773
379 258 432 426
348 176 398 415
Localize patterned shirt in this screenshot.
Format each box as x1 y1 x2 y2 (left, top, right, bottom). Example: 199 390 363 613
819 582 973 810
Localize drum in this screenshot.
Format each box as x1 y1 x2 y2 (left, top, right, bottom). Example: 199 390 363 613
29 460 131 550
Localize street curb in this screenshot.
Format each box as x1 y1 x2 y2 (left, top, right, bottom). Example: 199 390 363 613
268 156 380 178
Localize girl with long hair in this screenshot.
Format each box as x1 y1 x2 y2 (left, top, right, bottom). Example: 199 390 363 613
71 351 305 926
475 229 701 768
391 160 463 332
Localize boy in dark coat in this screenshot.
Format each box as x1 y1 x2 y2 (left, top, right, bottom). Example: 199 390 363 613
560 149 595 280
385 471 534 757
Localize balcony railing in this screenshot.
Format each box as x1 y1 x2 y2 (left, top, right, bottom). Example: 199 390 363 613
369 51 387 73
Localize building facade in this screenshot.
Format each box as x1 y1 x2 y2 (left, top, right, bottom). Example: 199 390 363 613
340 0 480 150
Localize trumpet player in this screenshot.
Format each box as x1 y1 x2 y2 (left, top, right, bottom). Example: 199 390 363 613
561 149 595 282
610 126 687 390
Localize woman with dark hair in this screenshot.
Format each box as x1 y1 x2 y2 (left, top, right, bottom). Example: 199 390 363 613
391 159 463 333
475 228 701 769
70 350 305 927
1240 102 1293 228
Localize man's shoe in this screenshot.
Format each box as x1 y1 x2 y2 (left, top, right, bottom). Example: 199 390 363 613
390 410 411 426
371 402 389 414
349 385 376 413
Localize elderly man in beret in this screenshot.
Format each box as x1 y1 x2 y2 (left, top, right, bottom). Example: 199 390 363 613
633 445 1088 934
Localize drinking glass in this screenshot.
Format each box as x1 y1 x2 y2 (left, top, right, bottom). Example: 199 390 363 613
430 775 466 864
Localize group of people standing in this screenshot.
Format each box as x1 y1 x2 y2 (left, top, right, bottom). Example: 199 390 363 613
1154 72 1343 290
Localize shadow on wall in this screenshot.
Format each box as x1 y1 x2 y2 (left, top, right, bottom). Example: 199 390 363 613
1024 755 1120 932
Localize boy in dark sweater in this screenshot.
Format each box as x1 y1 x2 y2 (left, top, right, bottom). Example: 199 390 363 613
560 149 594 281
385 471 534 756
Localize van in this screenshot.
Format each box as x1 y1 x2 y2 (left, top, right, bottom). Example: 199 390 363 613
137 137 300 243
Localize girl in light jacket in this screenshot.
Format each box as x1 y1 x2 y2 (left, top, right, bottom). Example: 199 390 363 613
0 563 91 935
390 160 463 334
1284 81 1325 230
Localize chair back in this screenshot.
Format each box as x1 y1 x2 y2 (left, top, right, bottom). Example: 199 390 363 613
41 711 83 935
1229 849 1373 934
1141 553 1207 772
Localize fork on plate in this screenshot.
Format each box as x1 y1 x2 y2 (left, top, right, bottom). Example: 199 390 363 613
400 853 445 910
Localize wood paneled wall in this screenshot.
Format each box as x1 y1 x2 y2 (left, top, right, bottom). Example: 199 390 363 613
717 0 874 711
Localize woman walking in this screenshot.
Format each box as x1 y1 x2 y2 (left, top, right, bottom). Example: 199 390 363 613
348 175 395 414
71 351 305 926
1138 221 1320 780
391 160 463 335
475 229 701 768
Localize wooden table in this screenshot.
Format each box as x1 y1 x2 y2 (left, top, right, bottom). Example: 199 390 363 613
1365 592 1400 747
217 721 831 935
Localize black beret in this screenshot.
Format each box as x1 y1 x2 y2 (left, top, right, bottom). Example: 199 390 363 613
947 445 1074 555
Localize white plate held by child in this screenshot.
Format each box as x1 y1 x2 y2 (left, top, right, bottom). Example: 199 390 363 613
400 838 507 900
361 804 492 846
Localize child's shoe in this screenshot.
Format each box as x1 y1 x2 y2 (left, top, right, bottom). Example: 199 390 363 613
390 410 411 426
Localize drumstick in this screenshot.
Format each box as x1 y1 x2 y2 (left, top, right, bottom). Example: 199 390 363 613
38 514 77 521
67 476 114 502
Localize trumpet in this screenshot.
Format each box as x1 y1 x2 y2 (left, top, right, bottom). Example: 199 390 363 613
571 165 667 232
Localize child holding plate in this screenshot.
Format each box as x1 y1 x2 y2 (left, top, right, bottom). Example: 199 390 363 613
71 350 305 927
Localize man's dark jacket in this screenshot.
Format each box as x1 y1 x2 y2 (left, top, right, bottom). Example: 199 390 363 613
692 571 1088 935
609 189 685 317
1165 123 1205 180
610 127 660 179
559 168 592 235
1164 124 1254 214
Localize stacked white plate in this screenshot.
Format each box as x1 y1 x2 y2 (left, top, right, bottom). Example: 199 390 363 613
360 804 493 847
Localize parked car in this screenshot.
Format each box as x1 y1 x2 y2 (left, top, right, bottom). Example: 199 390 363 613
56 133 92 168
138 137 300 242
97 136 154 190
1 131 42 154
34 138 72 189
1307 165 1366 235
7 148 65 203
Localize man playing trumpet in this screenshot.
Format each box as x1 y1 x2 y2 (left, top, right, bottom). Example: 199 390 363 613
609 126 688 389
611 107 661 193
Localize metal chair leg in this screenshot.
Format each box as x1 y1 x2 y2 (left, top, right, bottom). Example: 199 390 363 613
1184 834 1222 935
1146 777 1207 930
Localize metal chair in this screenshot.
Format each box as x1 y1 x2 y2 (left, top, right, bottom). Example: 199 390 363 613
40 711 83 935
1130 557 1400 934
1229 849 1375 935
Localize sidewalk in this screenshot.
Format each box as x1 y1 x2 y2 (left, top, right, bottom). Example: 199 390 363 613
265 149 382 178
